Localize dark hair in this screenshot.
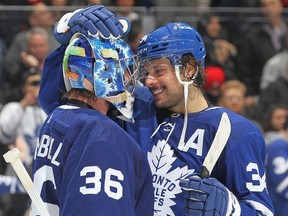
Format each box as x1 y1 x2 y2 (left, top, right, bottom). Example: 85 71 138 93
127 20 142 44
181 53 206 88
263 104 288 132
62 88 96 101
21 67 42 85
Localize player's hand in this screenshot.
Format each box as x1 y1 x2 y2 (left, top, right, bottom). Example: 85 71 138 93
179 175 241 216
54 5 130 44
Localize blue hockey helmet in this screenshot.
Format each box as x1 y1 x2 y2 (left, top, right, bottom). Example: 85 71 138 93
63 33 136 121
137 22 206 68
137 23 207 151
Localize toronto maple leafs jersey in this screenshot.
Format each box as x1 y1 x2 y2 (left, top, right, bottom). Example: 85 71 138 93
266 138 288 216
38 45 274 216
126 106 274 216
31 104 154 216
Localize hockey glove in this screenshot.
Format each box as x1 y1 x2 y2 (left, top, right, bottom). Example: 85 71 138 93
54 5 130 44
180 175 241 216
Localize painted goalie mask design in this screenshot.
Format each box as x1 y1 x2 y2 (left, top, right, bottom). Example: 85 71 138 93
63 33 137 122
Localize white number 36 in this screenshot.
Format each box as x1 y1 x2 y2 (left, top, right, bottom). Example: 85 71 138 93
34 165 124 204
80 166 124 200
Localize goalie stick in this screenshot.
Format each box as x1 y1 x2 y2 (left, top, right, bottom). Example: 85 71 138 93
3 148 50 216
200 112 231 178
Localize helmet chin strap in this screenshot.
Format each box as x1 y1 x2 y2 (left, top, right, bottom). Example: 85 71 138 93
175 65 198 151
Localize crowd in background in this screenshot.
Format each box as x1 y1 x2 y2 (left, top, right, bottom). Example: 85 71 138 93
0 0 287 215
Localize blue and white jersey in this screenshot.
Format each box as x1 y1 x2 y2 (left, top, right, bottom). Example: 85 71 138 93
0 175 25 195
127 105 274 216
31 104 154 216
266 138 288 216
39 45 274 216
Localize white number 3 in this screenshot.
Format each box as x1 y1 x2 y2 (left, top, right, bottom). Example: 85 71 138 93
80 166 124 200
246 162 266 192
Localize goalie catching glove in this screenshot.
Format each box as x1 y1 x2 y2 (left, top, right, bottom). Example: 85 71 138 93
54 5 130 44
180 175 241 216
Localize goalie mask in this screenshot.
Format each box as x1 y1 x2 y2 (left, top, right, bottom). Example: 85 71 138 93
63 33 136 122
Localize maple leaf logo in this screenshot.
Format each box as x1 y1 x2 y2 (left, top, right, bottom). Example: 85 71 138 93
148 140 194 216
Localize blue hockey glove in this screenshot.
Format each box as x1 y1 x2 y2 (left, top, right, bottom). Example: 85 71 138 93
180 175 241 216
54 5 130 44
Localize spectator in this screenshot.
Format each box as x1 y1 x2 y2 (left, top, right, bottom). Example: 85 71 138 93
0 68 46 165
202 66 226 105
197 12 237 80
218 80 247 114
3 26 50 102
260 29 288 91
262 104 288 144
211 39 237 79
258 61 288 119
0 68 47 216
217 80 262 131
3 2 58 101
237 0 287 96
3 2 57 52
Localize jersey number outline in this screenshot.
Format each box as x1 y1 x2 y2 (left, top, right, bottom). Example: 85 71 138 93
80 166 124 200
246 162 266 192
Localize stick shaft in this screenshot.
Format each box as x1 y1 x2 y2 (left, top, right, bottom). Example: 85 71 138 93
3 149 50 216
200 112 231 178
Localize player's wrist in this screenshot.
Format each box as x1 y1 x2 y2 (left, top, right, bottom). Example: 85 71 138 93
54 8 82 44
56 8 82 34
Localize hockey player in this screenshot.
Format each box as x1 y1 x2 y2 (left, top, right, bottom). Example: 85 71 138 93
135 22 274 216
37 5 274 216
266 132 288 216
31 32 154 215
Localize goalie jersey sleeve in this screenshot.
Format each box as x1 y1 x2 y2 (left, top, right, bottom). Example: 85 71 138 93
31 105 154 216
38 45 66 115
